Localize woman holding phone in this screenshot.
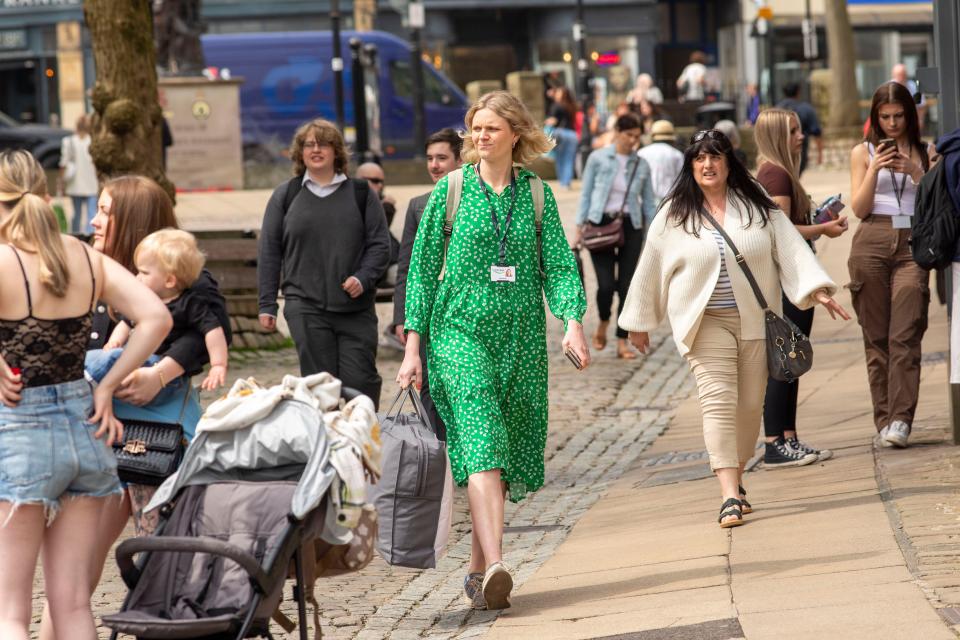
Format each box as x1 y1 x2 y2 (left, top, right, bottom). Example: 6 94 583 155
848 81 933 449
754 108 848 467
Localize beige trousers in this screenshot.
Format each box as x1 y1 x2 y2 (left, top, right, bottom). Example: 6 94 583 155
685 309 768 470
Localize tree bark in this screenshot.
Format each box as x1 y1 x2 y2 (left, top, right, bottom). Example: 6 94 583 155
84 0 174 199
823 0 860 128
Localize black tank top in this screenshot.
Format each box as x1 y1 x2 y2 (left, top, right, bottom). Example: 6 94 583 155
0 245 96 388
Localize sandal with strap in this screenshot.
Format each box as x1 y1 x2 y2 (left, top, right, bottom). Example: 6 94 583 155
718 497 745 528
739 484 753 514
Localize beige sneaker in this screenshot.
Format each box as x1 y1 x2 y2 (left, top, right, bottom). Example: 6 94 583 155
481 562 513 610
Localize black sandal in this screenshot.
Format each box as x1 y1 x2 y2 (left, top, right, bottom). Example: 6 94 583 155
718 498 745 528
739 484 753 514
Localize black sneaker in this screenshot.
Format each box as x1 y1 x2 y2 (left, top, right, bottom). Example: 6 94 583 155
764 437 818 468
788 436 833 462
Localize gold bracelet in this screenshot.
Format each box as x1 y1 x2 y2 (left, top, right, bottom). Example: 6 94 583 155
157 369 167 388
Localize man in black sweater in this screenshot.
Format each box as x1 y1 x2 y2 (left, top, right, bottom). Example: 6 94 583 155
390 128 462 438
258 119 391 406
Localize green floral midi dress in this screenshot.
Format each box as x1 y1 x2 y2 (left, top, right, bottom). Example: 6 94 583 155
404 164 586 502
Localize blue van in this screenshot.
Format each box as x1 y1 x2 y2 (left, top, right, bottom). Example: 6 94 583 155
200 30 468 160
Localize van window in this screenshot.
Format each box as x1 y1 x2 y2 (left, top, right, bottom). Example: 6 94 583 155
389 60 449 103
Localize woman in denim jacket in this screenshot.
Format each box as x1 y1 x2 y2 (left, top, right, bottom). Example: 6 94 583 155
575 112 656 359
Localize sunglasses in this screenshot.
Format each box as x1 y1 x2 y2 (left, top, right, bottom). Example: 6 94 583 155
365 177 384 185
691 129 730 145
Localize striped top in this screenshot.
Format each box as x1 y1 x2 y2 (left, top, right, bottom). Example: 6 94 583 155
706 229 737 309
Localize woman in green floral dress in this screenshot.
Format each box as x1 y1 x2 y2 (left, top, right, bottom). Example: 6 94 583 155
398 91 590 610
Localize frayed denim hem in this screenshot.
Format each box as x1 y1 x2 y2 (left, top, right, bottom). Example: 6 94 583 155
0 497 61 528
0 486 124 528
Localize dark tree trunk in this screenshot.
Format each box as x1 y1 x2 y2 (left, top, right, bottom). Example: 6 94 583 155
824 0 861 128
84 0 174 199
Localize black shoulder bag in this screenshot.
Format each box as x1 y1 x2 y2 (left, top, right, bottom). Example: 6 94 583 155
700 209 813 383
112 384 191 485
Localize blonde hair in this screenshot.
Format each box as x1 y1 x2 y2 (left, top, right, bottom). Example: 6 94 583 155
0 149 70 296
461 91 554 166
754 108 808 224
135 228 205 290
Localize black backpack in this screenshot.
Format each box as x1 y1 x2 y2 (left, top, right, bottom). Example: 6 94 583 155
282 174 369 222
911 160 960 271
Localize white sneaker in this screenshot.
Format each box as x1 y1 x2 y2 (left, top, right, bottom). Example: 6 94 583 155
883 420 911 448
877 425 893 448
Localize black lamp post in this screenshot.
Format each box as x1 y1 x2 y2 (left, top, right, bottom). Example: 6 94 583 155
573 0 590 107
330 0 346 130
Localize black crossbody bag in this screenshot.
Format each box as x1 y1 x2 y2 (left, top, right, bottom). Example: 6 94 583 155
112 384 191 486
700 209 813 383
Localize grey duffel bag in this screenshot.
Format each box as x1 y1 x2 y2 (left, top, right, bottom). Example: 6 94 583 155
372 387 453 569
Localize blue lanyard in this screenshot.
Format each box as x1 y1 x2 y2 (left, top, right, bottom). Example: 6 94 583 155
474 163 517 266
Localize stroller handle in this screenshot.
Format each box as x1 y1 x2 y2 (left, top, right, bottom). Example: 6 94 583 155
116 536 271 594
341 386 363 402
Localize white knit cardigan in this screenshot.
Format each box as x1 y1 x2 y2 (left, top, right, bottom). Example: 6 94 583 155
618 194 837 356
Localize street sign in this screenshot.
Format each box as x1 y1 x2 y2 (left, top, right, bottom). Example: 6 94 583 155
408 2 424 29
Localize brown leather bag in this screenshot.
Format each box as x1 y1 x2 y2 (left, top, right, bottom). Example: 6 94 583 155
582 155 642 253
582 215 625 252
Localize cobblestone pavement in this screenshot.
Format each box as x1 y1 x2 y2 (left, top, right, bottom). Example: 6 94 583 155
241 322 693 640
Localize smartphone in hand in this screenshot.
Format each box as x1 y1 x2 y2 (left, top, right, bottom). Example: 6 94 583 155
878 137 896 153
814 194 846 224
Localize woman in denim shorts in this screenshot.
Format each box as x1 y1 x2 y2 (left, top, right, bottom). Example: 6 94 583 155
0 150 171 640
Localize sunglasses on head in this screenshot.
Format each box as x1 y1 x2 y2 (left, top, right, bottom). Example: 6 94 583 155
691 129 730 145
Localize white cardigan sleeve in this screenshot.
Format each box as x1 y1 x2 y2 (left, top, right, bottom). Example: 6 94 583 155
769 209 837 309
618 213 670 333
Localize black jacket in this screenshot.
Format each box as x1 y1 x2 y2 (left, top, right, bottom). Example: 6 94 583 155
393 191 432 327
88 269 231 377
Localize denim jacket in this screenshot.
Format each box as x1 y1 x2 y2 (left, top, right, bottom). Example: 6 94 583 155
575 144 656 229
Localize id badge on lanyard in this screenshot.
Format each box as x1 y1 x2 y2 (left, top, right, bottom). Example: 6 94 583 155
476 164 518 283
890 169 911 229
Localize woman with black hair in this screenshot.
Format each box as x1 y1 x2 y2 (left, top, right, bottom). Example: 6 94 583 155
848 81 934 449
618 130 848 528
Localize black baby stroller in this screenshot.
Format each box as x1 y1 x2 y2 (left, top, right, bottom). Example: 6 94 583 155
102 384 366 640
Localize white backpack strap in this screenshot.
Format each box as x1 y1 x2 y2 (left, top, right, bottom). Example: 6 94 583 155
439 168 464 281
530 174 545 279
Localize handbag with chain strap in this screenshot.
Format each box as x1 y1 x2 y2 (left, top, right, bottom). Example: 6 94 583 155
700 209 813 383
112 384 191 486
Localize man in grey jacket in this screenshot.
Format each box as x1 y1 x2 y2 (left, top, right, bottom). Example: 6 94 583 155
390 128 462 438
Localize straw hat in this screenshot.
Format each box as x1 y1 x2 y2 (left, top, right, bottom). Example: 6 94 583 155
650 120 676 142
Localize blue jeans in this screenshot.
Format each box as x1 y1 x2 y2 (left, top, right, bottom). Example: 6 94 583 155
84 350 200 440
0 378 122 523
70 195 97 235
553 127 578 187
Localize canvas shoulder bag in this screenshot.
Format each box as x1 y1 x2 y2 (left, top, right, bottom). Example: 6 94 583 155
582 154 642 253
699 209 813 383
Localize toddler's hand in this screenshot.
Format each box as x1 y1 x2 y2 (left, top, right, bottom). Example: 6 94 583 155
201 364 227 391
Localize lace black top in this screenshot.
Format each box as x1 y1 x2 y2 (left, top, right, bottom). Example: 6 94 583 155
0 245 95 388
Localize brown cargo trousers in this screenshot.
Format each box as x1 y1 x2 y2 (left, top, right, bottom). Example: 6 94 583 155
847 216 930 432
